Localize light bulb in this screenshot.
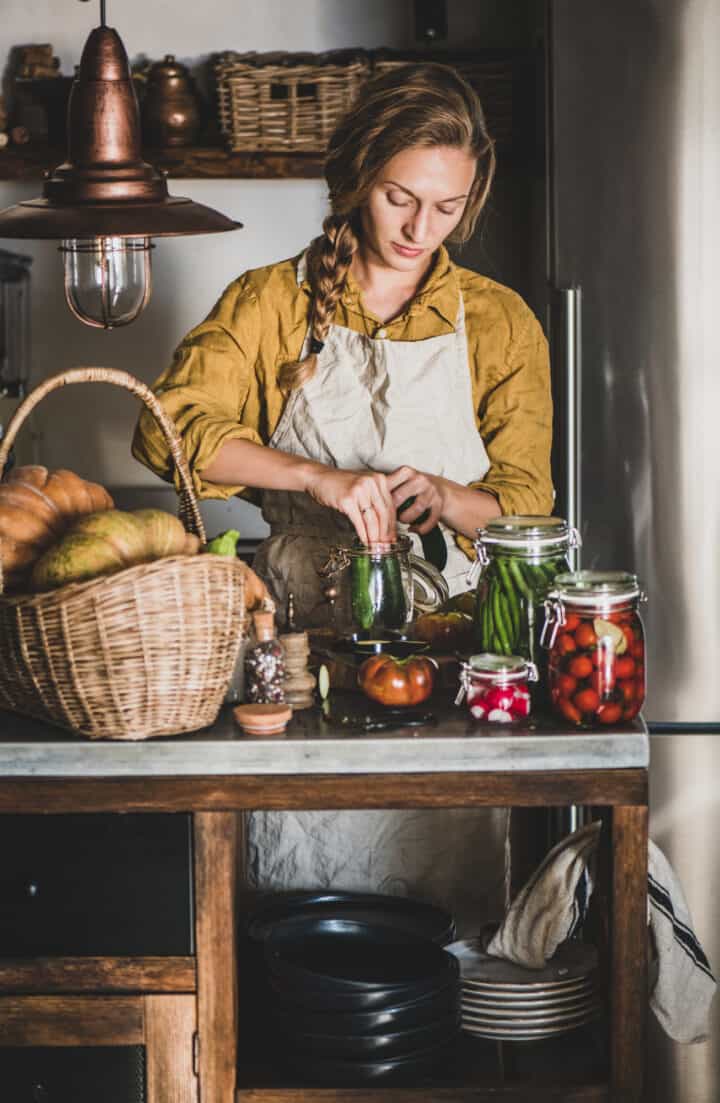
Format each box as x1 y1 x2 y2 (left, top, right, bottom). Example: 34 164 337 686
60 237 153 329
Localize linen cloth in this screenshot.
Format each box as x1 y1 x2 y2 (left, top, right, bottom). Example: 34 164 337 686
486 821 716 1043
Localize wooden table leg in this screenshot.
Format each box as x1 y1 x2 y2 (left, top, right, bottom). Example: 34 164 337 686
610 804 648 1102
194 812 238 1103
144 994 197 1103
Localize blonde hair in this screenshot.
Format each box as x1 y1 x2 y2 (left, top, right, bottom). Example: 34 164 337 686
279 63 496 392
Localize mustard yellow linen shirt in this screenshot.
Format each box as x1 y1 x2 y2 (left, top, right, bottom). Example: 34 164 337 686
132 246 554 558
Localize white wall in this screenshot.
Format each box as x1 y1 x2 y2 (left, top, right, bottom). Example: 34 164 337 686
0 1 527 493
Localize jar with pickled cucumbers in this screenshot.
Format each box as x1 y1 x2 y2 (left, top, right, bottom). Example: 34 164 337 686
543 571 646 727
317 537 415 637
471 517 580 670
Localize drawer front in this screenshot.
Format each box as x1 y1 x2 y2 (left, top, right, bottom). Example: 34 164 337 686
0 814 193 957
2 1045 145 1102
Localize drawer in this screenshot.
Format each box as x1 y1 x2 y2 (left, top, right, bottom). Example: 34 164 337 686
2 1045 145 1102
0 815 193 957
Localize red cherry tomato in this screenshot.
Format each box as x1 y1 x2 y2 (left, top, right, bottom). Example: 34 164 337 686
556 673 578 698
623 701 642 720
615 656 636 679
574 688 600 714
557 633 577 654
564 613 581 632
558 697 582 725
618 679 636 704
622 624 636 648
631 639 645 659
597 702 623 724
568 655 593 679
575 623 598 649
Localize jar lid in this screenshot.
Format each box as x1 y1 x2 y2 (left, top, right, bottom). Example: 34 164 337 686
476 515 579 552
551 570 642 606
466 653 533 678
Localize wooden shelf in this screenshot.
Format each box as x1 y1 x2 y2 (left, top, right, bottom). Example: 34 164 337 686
0 144 325 182
236 1027 609 1101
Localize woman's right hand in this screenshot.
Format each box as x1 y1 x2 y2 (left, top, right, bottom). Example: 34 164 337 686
304 467 397 545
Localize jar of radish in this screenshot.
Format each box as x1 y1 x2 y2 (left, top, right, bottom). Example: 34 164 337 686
456 653 538 724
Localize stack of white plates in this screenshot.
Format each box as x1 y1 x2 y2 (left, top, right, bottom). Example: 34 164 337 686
446 937 600 1041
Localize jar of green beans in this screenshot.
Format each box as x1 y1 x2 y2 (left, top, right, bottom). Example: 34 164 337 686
471 517 580 675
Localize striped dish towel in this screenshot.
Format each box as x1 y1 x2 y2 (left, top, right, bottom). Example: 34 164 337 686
486 821 715 1043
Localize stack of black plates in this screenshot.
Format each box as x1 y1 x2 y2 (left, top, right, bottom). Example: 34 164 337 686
245 892 460 1085
246 890 456 946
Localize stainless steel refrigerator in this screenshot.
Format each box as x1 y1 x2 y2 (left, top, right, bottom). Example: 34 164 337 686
548 1 720 1098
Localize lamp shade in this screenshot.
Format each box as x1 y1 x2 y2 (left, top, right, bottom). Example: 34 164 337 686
0 25 241 240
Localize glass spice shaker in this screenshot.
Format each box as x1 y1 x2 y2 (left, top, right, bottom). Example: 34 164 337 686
244 610 286 704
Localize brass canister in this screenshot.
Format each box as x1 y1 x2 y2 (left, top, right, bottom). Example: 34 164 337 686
141 55 202 147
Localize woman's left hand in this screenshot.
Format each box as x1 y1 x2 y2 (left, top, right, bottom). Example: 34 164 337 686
386 466 447 534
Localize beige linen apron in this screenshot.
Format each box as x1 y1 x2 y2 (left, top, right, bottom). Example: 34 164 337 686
248 257 508 934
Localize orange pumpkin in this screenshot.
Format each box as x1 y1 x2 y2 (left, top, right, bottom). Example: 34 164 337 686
0 465 114 590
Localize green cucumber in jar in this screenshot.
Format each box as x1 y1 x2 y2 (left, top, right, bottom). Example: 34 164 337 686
380 555 408 629
351 554 375 630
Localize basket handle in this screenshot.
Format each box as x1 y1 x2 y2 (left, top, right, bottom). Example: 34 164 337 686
0 367 206 542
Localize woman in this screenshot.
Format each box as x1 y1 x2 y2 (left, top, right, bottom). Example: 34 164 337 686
133 64 553 930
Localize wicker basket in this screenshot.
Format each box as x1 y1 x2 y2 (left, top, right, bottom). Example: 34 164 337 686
215 50 369 153
0 367 251 741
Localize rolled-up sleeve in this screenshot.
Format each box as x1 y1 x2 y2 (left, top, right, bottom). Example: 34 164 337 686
131 278 263 500
470 308 554 517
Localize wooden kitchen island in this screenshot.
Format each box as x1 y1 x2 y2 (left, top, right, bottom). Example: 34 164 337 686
0 701 648 1103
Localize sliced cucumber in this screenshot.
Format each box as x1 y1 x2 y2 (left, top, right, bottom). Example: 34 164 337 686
317 664 331 700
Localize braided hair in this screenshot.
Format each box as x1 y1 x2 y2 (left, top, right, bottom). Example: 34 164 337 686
278 63 496 392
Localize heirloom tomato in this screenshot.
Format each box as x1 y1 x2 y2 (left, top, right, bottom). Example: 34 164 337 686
358 654 436 707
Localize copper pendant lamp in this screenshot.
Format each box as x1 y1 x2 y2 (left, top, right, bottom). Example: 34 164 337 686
0 0 241 329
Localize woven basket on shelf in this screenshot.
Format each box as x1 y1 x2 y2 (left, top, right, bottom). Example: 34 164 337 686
215 50 369 152
0 367 251 741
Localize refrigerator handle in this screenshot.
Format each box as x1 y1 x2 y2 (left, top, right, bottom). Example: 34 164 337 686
560 286 582 569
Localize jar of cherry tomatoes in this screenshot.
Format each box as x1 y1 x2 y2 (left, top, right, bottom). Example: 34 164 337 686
543 571 646 727
455 653 538 725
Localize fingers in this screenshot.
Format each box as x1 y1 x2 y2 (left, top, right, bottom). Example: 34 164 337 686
371 474 397 542
386 465 416 493
340 472 395 546
345 500 370 546
411 502 443 535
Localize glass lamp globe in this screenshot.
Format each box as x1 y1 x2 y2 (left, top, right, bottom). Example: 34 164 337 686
60 237 153 329
0 9 240 329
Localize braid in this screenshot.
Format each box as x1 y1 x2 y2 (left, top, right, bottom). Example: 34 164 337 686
278 214 359 392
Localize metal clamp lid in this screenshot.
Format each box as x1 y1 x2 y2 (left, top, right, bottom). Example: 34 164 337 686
549 570 645 607
472 515 581 559
455 653 538 705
